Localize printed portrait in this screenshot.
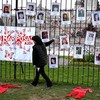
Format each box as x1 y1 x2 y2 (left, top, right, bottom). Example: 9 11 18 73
94 13 99 21
76 47 81 54
78 9 84 17
18 12 24 19
37 12 44 20
62 38 68 45
51 58 56 64
49 55 58 68
3 5 10 13
17 10 26 24
95 51 100 65
2 4 11 17
63 13 69 21
28 5 34 11
26 2 36 16
74 45 83 59
87 34 94 41
92 12 100 25
42 31 48 39
96 53 100 61
60 35 69 49
85 31 96 46
40 30 49 42
51 3 60 16
77 8 86 21
52 4 59 12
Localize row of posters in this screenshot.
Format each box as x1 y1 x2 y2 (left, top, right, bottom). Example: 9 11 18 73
0 26 100 67
40 30 96 47
49 51 100 68
2 2 100 25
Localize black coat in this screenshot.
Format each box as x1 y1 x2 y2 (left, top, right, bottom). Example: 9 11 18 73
32 38 53 67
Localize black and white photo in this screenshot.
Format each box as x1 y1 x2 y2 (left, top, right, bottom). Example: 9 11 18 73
17 10 26 24
74 45 83 59
36 11 45 24
85 31 96 46
77 7 86 21
26 2 36 16
95 51 100 65
51 3 60 16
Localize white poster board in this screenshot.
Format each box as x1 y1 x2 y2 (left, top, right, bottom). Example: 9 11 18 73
40 30 49 42
92 11 100 26
0 26 35 62
2 4 11 17
60 35 70 49
17 10 26 24
95 51 100 65
77 7 86 21
61 12 71 25
74 45 83 59
51 3 60 16
26 2 36 16
49 55 58 68
85 31 96 46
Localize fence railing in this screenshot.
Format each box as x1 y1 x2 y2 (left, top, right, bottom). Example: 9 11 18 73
0 0 100 87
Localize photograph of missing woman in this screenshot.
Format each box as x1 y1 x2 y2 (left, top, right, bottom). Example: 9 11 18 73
92 12 100 25
60 35 69 49
74 45 83 59
51 3 60 16
26 2 35 16
17 10 26 24
36 11 45 24
2 4 11 17
85 31 96 46
49 55 58 68
77 8 85 21
40 30 49 42
95 51 100 65
62 12 71 24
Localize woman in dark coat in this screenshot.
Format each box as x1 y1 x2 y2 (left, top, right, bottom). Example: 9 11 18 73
31 35 54 87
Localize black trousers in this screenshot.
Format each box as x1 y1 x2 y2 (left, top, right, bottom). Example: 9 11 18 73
32 66 52 87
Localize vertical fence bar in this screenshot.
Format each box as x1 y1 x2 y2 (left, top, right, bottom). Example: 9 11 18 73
13 0 18 79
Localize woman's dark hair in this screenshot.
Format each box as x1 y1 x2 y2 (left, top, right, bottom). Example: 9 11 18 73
32 35 43 45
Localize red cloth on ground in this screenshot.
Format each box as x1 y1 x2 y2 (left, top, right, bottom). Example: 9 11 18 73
0 87 8 94
0 84 22 94
66 86 92 99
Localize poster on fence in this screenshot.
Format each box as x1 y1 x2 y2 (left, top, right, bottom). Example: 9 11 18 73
60 35 70 49
95 51 100 65
73 45 83 59
0 26 35 62
85 31 96 46
77 7 86 21
26 2 36 16
17 10 26 24
61 12 71 25
40 29 49 42
92 11 100 26
36 11 45 24
49 55 58 68
2 4 11 17
51 3 60 16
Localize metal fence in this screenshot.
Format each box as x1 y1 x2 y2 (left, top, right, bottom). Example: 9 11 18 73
0 0 100 87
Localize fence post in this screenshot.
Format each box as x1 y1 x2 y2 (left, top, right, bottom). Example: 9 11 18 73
13 0 18 79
